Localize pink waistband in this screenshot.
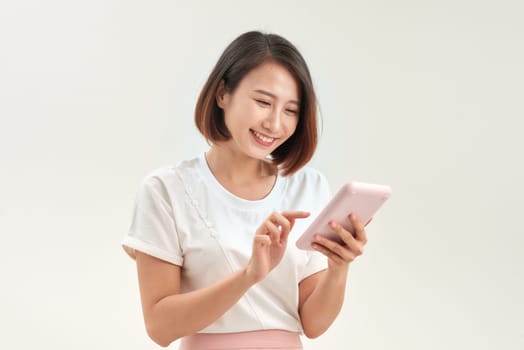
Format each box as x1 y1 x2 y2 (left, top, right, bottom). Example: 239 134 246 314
178 330 303 350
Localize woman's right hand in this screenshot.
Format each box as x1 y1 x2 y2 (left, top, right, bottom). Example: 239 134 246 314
245 211 310 283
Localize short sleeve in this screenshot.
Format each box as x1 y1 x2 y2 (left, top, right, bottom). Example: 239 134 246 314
298 251 327 281
317 172 332 209
121 174 183 266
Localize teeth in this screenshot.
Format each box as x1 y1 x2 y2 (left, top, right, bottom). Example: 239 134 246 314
253 130 274 143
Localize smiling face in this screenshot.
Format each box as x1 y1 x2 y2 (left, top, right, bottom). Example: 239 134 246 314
216 61 301 161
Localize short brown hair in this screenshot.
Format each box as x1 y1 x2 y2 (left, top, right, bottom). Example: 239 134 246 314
194 31 318 176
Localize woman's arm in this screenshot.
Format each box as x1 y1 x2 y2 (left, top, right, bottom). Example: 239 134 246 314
135 251 255 347
135 211 309 347
298 214 368 338
298 266 350 338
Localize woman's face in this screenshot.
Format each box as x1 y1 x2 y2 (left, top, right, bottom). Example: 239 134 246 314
217 61 300 161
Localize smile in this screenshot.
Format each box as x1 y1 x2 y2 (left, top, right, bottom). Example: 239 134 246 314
251 129 276 146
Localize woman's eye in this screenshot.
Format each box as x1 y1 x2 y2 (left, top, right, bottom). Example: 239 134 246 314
255 99 270 106
286 109 298 115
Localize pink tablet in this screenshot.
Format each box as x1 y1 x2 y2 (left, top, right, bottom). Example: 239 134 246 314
296 182 391 250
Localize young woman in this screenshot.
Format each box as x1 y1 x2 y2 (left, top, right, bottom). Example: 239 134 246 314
122 31 368 350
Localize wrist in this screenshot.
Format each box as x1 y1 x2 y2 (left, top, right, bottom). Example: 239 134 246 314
326 264 349 284
241 266 260 287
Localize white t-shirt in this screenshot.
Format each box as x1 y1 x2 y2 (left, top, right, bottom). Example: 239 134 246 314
122 153 331 333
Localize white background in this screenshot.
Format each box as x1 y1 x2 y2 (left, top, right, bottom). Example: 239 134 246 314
1 1 523 349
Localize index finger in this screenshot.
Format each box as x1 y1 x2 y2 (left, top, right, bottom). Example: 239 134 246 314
281 211 310 219
280 211 310 238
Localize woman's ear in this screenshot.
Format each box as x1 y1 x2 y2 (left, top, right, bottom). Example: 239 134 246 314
216 80 228 109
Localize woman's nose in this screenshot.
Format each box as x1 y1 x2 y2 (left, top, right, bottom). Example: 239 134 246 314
262 109 281 133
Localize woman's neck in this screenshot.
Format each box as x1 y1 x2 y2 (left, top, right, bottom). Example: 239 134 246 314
205 145 276 186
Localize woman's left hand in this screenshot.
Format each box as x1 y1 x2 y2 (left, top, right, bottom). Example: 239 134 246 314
311 213 370 273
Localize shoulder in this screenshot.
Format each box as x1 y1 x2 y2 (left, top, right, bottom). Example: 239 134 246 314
282 165 331 206
284 165 330 191
137 155 203 198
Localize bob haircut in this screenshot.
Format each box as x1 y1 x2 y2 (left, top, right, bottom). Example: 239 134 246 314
194 31 318 176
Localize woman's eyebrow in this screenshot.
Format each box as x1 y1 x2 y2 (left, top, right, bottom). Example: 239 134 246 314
253 89 300 106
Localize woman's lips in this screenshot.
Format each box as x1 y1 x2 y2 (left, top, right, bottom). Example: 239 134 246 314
251 129 276 146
